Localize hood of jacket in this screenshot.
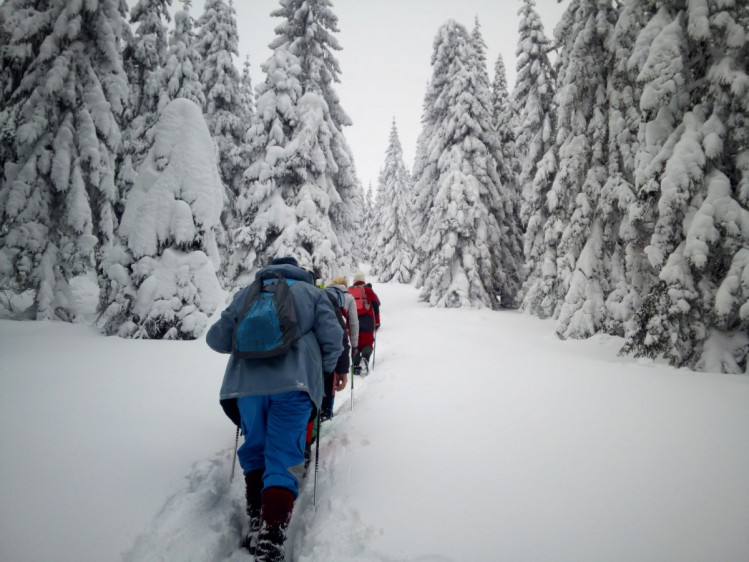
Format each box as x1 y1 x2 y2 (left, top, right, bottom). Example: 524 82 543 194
256 263 314 285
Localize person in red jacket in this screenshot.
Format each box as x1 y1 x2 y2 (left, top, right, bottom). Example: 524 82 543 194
348 271 380 376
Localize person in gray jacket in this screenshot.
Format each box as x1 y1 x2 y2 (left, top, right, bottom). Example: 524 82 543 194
327 276 360 359
206 256 343 561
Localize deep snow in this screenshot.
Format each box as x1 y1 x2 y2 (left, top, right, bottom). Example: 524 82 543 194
1 281 748 562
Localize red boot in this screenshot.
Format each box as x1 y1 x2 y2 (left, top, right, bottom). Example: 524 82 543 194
255 487 295 562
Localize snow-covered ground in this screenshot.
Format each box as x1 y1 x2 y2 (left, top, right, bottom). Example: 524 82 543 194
1 281 748 562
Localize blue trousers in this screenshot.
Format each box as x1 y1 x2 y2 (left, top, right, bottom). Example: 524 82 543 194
237 391 313 498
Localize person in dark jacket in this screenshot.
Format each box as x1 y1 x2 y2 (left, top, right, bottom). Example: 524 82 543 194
320 286 350 421
349 271 380 376
206 257 343 561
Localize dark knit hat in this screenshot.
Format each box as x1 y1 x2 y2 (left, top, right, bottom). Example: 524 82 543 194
270 256 299 267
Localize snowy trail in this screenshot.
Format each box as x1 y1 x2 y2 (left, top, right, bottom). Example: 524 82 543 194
3 282 747 562
124 282 749 561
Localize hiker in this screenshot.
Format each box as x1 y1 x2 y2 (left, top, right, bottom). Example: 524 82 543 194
206 256 344 561
321 277 359 419
349 271 381 376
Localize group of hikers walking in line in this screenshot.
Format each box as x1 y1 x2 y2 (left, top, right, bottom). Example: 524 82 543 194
207 256 381 561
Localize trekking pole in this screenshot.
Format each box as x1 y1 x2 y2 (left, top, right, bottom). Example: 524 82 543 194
350 364 354 411
313 407 322 506
229 425 240 483
371 330 377 371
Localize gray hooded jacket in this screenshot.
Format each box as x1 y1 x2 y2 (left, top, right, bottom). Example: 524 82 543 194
326 283 360 348
207 263 343 409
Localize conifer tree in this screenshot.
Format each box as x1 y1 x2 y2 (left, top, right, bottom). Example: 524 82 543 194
491 52 520 194
119 0 171 197
229 0 360 285
0 0 54 187
598 0 653 336
160 0 204 111
523 0 617 332
371 120 415 283
105 99 224 339
621 1 749 373
0 0 129 321
412 20 522 309
196 0 245 194
360 182 376 264
512 0 555 212
553 1 622 340
239 55 255 123
513 0 558 318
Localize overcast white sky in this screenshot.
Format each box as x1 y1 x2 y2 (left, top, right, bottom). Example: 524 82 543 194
188 0 568 194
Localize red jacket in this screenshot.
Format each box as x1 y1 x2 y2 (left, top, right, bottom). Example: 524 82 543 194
349 282 380 347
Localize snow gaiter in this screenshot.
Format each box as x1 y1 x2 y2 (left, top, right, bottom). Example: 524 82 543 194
243 469 263 554
255 487 295 562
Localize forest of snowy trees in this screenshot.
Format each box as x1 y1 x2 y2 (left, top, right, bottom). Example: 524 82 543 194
0 0 747 374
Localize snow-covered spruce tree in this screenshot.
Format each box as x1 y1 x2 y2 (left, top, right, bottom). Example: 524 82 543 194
512 0 558 318
106 98 223 339
0 0 129 321
359 182 376 264
239 55 255 123
472 19 518 193
409 128 431 284
347 176 368 270
412 20 522 309
512 0 555 208
195 0 245 216
229 0 360 286
491 52 520 195
371 120 415 283
119 0 171 199
615 3 687 326
621 1 749 373
159 0 204 112
277 0 361 270
524 0 617 337
597 0 654 336
0 1 38 170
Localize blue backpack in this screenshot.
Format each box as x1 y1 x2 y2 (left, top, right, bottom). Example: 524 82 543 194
232 271 298 359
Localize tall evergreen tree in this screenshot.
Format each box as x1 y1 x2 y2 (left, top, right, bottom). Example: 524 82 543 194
412 20 522 309
119 0 171 197
621 0 749 373
239 55 255 123
0 0 129 321
229 0 360 285
198 0 253 284
522 0 617 331
512 0 556 214
360 182 376 264
553 1 622 339
598 0 653 336
159 0 204 111
196 0 245 194
0 0 58 189
513 0 558 317
371 120 415 283
491 52 520 194
104 98 223 339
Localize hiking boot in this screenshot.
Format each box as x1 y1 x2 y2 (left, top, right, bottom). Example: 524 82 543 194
254 487 295 562
360 357 369 376
242 514 260 554
243 470 263 554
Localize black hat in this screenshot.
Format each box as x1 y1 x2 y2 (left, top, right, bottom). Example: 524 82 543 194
270 256 299 267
